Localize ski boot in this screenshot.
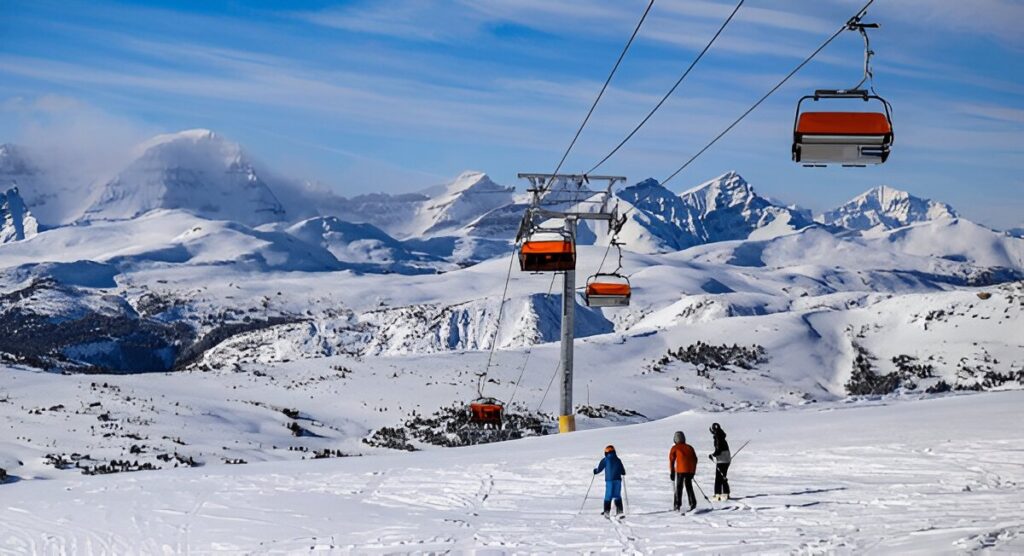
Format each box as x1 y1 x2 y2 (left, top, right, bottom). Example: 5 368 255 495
614 499 624 518
601 500 611 517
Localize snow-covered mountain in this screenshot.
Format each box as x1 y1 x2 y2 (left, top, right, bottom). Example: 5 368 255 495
0 186 39 243
678 171 815 242
1 127 1023 513
611 179 704 252
414 171 515 237
320 171 515 241
820 185 957 234
589 172 815 254
81 130 287 226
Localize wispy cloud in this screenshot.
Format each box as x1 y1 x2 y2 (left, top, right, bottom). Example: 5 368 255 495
2 0 1023 227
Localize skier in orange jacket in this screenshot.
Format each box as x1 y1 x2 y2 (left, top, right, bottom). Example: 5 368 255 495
669 431 698 512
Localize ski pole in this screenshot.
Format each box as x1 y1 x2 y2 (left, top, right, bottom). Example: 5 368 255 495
694 478 714 507
731 440 751 459
714 439 749 479
578 475 596 514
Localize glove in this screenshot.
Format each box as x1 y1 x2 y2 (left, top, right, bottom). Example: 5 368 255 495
670 472 675 481
593 468 599 475
708 454 714 461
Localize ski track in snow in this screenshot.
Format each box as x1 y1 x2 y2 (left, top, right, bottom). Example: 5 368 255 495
1 392 1022 554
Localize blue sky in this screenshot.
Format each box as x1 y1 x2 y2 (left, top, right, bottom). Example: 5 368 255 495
1 0 1022 228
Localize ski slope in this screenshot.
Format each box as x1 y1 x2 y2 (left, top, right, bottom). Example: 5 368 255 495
1 391 1021 553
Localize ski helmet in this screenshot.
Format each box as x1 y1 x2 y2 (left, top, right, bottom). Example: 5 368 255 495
673 431 685 444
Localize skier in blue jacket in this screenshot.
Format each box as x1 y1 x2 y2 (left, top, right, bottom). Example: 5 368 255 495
594 445 626 516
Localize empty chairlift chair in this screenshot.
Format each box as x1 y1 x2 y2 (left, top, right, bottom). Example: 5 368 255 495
468 397 503 428
520 229 576 272
584 273 631 308
792 90 893 167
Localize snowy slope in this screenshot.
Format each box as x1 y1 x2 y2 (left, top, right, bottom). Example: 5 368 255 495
1 388 1021 553
0 209 342 273
872 218 1024 270
820 185 958 234
0 186 39 243
81 130 286 226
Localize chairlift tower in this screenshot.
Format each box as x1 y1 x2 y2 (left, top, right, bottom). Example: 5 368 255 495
516 173 626 433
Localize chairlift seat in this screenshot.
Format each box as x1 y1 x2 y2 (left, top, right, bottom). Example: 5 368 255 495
792 92 893 166
584 274 631 307
520 239 575 272
469 398 504 427
796 111 891 136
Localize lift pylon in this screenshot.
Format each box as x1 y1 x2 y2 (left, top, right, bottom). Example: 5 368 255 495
516 173 626 433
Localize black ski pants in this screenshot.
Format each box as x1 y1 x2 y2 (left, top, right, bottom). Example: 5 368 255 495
674 473 696 510
715 463 730 496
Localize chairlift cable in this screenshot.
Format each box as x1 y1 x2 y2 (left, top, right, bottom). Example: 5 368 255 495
501 0 656 406
505 270 561 405
477 239 521 397
658 0 876 189
608 0 875 224
548 0 657 188
586 0 745 175
538 360 562 412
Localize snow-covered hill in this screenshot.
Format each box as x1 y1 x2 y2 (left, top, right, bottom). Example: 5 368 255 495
81 130 287 226
820 185 958 234
1 378 1021 552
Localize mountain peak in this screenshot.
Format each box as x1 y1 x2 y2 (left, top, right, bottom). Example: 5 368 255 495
443 171 500 196
82 130 285 226
822 186 958 233
144 128 216 144
679 171 757 215
858 185 910 202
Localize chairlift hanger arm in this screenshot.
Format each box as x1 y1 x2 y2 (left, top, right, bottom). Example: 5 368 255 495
845 12 879 92
531 209 618 221
517 173 626 182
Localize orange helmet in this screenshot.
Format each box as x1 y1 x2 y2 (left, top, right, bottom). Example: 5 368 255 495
604 445 615 454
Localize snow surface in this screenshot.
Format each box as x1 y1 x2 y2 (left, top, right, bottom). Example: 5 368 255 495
1 390 1021 553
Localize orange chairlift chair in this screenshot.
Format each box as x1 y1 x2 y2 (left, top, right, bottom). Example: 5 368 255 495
584 240 631 308
520 228 576 272
468 397 504 428
792 17 893 167
585 273 631 308
792 89 893 167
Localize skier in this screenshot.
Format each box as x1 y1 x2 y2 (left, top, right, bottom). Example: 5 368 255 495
593 445 626 517
709 422 731 501
669 431 698 512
